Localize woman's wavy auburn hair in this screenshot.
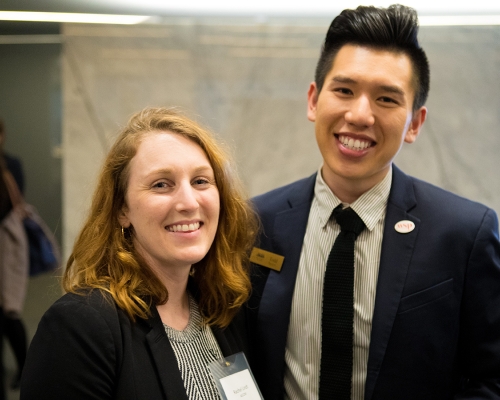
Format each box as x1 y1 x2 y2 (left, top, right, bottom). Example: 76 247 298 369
63 107 259 327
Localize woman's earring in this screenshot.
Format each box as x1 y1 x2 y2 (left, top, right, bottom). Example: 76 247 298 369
121 226 130 241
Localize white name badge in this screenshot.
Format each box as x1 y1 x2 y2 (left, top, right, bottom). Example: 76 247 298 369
208 352 263 400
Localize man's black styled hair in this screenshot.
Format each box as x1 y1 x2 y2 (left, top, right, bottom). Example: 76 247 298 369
314 4 430 111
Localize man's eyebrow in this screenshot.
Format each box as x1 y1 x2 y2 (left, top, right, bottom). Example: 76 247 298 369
379 85 405 96
332 76 405 97
332 76 357 84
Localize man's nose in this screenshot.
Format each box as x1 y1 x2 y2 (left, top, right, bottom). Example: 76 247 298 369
344 95 375 127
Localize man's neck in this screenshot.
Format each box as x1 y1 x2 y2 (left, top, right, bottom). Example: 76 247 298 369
321 165 392 204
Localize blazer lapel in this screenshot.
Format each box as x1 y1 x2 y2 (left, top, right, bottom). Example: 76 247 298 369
257 175 316 388
145 310 189 400
364 166 420 400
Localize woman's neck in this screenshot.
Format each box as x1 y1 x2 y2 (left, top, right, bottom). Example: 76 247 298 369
155 267 191 331
157 290 190 331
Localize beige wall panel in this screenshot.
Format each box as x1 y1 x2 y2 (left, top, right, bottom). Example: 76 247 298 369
63 21 500 260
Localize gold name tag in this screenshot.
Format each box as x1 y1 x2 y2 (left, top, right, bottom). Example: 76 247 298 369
250 247 284 272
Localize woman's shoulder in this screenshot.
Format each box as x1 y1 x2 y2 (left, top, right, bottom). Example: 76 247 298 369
56 288 113 305
22 289 127 399
47 288 121 326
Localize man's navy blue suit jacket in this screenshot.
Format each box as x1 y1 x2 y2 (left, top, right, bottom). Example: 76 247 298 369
248 165 500 399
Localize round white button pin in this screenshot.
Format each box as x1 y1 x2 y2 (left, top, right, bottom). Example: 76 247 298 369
394 220 415 234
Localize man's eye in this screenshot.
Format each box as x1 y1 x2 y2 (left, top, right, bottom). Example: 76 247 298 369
335 88 352 95
379 96 397 104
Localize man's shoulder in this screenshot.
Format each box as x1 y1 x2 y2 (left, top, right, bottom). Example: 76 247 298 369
251 174 316 213
412 175 489 210
403 173 496 226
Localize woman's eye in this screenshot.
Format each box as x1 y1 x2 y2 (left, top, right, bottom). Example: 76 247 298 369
193 178 210 185
152 181 170 189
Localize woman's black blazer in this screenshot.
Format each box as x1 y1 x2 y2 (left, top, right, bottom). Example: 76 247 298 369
20 289 249 400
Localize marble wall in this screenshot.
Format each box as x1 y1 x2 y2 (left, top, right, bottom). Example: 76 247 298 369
62 20 500 258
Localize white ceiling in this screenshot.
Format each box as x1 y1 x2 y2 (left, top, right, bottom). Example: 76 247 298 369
2 0 500 16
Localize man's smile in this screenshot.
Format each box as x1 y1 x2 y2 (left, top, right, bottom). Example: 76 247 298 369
337 134 374 151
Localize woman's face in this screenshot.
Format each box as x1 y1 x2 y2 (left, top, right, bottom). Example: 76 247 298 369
119 131 220 274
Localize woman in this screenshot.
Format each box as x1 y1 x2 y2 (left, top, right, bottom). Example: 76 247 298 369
20 107 258 400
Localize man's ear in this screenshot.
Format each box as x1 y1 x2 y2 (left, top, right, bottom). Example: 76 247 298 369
307 82 319 122
404 106 427 144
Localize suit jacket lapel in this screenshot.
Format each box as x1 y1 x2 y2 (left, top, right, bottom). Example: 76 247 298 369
364 166 420 400
257 174 316 388
145 309 189 400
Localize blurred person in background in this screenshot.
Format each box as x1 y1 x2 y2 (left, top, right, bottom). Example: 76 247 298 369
20 107 258 400
0 118 29 394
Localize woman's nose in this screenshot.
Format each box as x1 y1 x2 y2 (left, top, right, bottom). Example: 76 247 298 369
175 183 199 212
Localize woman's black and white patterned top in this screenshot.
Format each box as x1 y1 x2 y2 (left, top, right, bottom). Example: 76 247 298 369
163 295 223 400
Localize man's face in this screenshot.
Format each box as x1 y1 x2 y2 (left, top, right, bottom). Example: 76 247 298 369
308 44 427 200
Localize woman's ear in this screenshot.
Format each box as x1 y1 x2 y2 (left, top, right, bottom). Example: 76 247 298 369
118 206 130 228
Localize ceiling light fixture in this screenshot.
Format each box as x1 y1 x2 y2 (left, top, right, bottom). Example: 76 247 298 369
1 10 500 27
0 11 151 25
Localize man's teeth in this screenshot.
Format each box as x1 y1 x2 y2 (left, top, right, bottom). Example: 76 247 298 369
168 222 200 232
338 135 371 151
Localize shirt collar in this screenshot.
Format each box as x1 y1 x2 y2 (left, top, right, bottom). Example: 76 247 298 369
315 165 392 232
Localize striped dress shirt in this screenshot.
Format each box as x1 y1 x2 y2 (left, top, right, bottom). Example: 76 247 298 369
284 167 392 400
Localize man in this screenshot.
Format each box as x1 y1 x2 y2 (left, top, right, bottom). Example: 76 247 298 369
248 4 500 400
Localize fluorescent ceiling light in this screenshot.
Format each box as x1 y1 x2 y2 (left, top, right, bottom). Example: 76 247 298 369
0 11 151 24
1 8 500 26
90 0 500 14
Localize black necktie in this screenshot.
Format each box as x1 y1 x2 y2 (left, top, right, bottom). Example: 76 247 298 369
319 205 365 400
